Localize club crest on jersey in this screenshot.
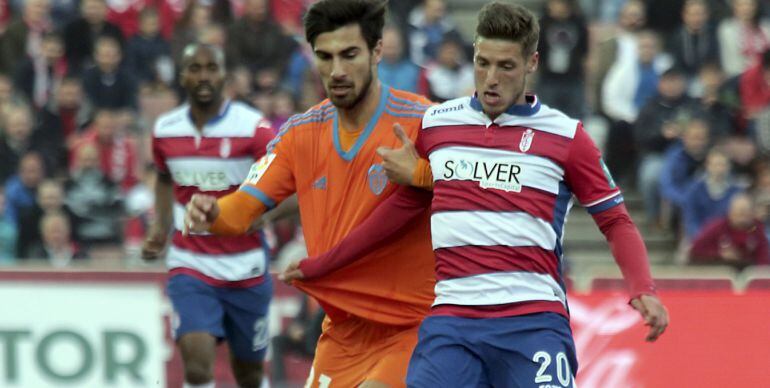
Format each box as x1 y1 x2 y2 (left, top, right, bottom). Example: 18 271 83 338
219 138 231 158
519 129 534 153
368 164 388 195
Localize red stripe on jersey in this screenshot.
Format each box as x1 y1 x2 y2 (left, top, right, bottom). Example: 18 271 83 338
173 185 240 204
434 245 561 282
420 125 572 165
430 300 568 319
153 136 261 160
169 268 265 288
171 232 263 255
432 180 557 221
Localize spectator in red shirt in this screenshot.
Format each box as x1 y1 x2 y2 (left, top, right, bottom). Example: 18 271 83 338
739 49 770 118
689 193 770 268
70 108 138 191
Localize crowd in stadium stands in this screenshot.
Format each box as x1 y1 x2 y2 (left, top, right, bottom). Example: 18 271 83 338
1 0 770 270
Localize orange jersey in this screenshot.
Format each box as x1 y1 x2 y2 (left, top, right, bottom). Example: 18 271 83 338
228 87 435 326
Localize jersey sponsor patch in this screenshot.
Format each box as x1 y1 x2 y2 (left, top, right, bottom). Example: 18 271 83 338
442 159 523 193
244 153 276 186
599 158 617 189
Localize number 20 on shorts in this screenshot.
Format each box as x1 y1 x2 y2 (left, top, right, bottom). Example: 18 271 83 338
533 350 573 387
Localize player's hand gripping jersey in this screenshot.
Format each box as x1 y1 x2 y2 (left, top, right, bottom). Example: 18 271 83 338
302 95 656 318
213 88 436 325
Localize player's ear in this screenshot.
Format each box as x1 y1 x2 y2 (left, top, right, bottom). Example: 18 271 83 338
527 51 539 74
372 39 383 65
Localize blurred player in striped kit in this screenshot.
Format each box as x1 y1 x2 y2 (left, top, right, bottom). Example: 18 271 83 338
142 44 275 388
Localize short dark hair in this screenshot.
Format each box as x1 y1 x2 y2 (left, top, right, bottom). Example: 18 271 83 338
476 1 539 56
304 0 387 49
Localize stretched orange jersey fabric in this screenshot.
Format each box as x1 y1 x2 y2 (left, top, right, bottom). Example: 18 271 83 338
217 87 435 326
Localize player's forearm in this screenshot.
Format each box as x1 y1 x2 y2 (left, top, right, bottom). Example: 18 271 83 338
151 172 174 234
210 190 267 236
299 186 432 278
593 204 657 299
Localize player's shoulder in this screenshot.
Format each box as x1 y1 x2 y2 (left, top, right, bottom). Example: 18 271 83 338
278 99 335 133
421 96 475 129
153 104 190 138
494 96 581 139
518 100 581 139
228 100 266 122
387 88 432 109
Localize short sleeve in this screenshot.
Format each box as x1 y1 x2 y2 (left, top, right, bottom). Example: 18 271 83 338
150 134 169 174
238 122 296 209
563 123 623 214
252 119 276 160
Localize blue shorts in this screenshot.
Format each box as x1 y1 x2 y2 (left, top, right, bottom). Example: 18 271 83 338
406 313 578 388
167 274 272 362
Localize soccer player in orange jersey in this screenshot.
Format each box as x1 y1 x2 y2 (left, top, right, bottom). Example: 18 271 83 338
185 1 435 387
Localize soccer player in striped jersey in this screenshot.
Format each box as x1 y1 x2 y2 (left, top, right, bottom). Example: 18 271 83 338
184 1 436 387
281 2 670 387
141 44 275 388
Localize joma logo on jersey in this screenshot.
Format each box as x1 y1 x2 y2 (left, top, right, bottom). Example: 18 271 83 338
443 159 522 192
173 170 230 191
431 104 464 115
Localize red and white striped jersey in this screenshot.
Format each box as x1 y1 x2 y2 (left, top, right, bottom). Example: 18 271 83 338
417 95 623 318
152 100 275 287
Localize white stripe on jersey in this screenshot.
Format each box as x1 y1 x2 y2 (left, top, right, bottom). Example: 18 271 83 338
496 105 579 139
433 271 566 307
154 101 266 138
167 246 267 281
165 157 253 191
421 97 579 140
431 211 557 250
429 146 564 195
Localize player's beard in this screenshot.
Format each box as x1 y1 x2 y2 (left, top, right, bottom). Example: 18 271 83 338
328 67 373 110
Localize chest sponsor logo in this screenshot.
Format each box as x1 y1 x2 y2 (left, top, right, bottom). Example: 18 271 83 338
172 170 230 191
442 159 522 192
244 154 276 186
519 129 535 153
368 164 388 195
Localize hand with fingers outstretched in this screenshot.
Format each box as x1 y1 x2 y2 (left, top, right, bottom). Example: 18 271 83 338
376 123 420 185
184 194 220 235
630 294 669 342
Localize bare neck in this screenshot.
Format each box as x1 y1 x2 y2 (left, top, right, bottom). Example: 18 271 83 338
337 83 382 132
190 97 225 132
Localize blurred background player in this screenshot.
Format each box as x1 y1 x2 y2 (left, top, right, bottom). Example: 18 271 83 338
184 1 437 386
282 2 669 387
141 44 275 388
